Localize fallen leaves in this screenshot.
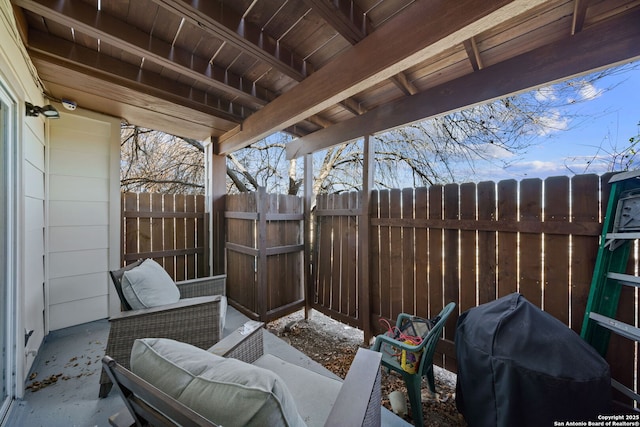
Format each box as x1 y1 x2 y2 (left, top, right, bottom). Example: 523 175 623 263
267 310 467 426
25 354 100 392
25 374 62 392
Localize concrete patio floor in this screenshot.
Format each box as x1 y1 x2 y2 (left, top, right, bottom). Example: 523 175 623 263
4 306 410 427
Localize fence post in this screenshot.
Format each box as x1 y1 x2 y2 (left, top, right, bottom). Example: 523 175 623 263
257 187 268 320
360 135 373 344
304 154 313 319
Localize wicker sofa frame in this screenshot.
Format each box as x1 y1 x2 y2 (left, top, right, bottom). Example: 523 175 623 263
103 324 383 426
98 260 227 398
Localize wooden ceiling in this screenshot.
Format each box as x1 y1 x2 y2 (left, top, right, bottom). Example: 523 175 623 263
11 0 640 157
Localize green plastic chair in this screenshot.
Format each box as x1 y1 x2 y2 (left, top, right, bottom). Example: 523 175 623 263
371 302 456 426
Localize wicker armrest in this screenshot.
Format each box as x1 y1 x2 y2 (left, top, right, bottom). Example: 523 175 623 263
100 296 223 398
208 321 264 363
177 274 226 298
324 348 382 427
109 295 223 322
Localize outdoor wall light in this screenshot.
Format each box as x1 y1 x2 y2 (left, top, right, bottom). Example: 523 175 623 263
25 101 60 119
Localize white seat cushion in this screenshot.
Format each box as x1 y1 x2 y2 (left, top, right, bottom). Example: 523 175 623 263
131 338 306 427
121 259 180 309
253 354 342 427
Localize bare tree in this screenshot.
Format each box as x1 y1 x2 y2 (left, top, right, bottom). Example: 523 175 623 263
121 64 637 195
228 65 638 194
120 124 205 194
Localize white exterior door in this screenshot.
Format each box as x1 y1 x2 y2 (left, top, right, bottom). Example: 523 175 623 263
0 83 16 424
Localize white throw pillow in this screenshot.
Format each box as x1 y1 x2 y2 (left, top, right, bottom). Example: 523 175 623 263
130 338 306 427
121 259 180 309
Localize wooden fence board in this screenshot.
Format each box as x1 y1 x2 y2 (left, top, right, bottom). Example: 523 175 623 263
544 176 570 324
459 183 477 314
570 174 600 332
124 193 138 262
175 194 186 282
443 184 459 371
379 190 391 320
318 194 330 308
414 188 429 318
370 190 382 323
332 194 343 312
151 194 163 266
402 188 415 315
497 180 518 297
477 181 497 304
519 179 543 305
196 195 207 277
428 185 444 320
348 192 358 318
163 195 176 277
138 193 151 258
186 196 196 279
389 189 403 319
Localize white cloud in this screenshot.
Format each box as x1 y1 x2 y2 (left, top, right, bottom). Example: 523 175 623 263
535 111 570 135
577 82 604 101
534 86 557 102
474 142 515 160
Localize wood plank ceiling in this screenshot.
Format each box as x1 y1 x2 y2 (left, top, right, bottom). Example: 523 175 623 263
11 0 640 157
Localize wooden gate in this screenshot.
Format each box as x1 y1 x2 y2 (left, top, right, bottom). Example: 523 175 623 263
225 188 304 321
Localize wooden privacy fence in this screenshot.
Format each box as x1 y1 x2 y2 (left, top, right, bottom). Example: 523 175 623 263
225 188 304 321
311 174 640 390
121 192 209 281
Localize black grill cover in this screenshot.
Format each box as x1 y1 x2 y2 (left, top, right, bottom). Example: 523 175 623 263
455 293 611 427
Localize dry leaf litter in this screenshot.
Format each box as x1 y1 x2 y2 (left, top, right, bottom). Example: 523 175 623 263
267 309 467 427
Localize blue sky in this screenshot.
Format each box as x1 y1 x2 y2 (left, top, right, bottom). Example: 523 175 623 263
474 61 640 182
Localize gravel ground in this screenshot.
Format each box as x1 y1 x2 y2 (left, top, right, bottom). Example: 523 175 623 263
267 309 467 427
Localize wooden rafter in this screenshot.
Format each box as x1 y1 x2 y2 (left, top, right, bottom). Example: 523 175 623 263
286 7 640 159
151 0 313 81
463 37 484 71
572 0 590 35
217 0 548 154
13 0 276 111
303 0 367 44
26 31 245 124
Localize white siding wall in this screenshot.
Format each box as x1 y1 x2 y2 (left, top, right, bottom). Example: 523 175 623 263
0 0 50 391
48 112 120 330
22 121 46 370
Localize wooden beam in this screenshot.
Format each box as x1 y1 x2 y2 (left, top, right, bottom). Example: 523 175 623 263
305 0 416 97
26 31 244 123
463 37 484 71
152 0 312 81
13 0 272 111
217 0 545 154
390 73 419 96
286 7 640 159
572 0 590 35
303 0 367 44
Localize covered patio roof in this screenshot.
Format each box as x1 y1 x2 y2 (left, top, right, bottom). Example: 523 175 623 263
10 0 640 157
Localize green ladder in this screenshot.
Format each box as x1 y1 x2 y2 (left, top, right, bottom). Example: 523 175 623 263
581 170 640 402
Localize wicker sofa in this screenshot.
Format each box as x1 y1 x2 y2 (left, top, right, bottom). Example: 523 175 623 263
98 259 227 398
103 322 383 427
